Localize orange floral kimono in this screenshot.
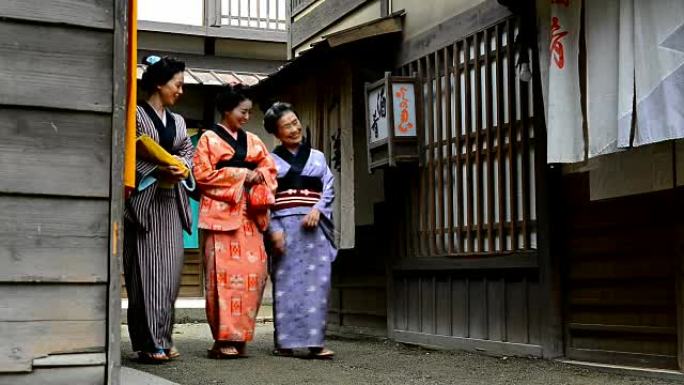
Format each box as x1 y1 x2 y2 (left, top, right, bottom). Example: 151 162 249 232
193 126 277 342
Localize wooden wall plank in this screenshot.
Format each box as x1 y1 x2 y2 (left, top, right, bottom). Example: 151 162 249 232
0 0 114 30
506 279 528 343
0 21 113 112
0 285 106 321
487 278 505 341
0 196 109 283
392 278 407 330
435 276 452 336
0 366 105 385
1 321 105 372
407 279 421 332
527 280 542 345
468 279 487 339
451 279 467 337
421 277 435 334
0 108 111 197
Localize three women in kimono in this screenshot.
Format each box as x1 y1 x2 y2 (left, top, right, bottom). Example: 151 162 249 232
193 85 277 358
123 56 194 363
264 102 338 358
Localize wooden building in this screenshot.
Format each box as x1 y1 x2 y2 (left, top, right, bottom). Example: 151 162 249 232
255 0 684 374
0 0 127 383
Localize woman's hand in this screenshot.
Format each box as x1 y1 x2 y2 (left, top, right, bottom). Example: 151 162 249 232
245 170 265 185
158 165 186 183
270 231 286 256
302 208 320 229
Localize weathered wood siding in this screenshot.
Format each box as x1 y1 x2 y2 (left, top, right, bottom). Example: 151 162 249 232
0 0 124 383
561 173 679 369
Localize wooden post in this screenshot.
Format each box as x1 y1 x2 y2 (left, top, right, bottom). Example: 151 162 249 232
107 0 128 383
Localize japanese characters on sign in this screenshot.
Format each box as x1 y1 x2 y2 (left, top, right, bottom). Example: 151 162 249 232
550 0 570 70
392 83 417 137
368 85 388 142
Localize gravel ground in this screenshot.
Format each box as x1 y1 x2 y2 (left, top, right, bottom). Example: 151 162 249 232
122 323 681 385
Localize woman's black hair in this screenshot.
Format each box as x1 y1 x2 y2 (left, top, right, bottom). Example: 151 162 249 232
140 56 185 93
263 102 299 135
216 84 252 115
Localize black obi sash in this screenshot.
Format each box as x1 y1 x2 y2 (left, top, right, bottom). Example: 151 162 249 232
273 142 323 193
209 125 257 171
139 102 176 153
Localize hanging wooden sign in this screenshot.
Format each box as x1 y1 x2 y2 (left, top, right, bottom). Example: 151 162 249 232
365 72 423 173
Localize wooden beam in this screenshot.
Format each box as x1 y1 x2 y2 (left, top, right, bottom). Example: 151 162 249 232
137 20 288 42
290 0 370 48
398 0 511 67
567 348 677 370
324 14 402 48
393 252 539 271
107 0 127 383
0 0 114 30
393 330 542 357
291 0 318 17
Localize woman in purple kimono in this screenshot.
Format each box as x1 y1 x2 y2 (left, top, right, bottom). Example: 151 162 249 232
264 102 337 359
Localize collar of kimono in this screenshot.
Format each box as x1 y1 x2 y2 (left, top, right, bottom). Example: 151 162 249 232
210 124 256 170
139 101 176 153
273 141 311 174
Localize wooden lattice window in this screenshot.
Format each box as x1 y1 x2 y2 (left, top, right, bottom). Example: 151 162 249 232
397 17 538 257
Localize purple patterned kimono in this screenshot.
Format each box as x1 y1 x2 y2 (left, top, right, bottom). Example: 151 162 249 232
269 142 337 349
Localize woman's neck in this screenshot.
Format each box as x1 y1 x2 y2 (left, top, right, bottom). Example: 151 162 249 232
218 120 239 133
217 121 239 139
146 94 165 117
283 142 300 153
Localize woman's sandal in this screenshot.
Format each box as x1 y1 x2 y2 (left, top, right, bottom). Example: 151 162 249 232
207 344 240 359
137 349 169 364
308 347 335 359
165 346 181 359
272 348 294 357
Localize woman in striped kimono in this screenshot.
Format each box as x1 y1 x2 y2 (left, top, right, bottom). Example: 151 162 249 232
264 102 337 359
193 85 277 358
123 56 194 363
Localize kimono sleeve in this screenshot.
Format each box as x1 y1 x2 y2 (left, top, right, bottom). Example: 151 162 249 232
175 116 194 168
313 161 335 219
253 139 278 193
135 112 157 182
192 133 248 204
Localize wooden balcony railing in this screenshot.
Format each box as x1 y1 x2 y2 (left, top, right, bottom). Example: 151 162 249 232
218 0 287 31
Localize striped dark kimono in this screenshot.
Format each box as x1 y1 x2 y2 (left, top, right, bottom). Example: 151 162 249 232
123 104 193 352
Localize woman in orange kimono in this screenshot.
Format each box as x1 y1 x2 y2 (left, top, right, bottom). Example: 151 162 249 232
192 85 277 358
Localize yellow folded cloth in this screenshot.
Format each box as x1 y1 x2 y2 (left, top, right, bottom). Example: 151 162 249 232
136 134 190 179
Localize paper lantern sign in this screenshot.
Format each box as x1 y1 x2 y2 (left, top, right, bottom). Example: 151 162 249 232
365 72 423 172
